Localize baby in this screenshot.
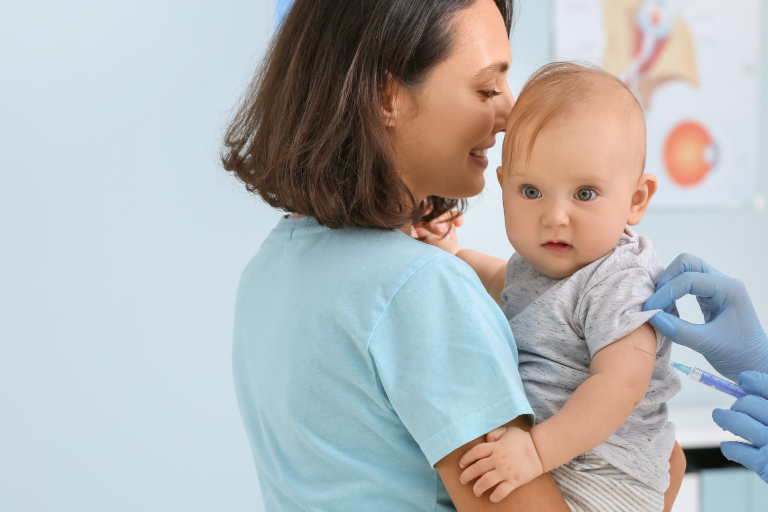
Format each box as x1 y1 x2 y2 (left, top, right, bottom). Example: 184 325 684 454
423 62 682 511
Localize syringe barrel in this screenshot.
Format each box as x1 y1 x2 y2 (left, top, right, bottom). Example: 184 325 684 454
690 367 748 399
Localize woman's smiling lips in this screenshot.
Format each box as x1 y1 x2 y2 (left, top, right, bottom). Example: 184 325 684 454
542 241 573 254
469 147 489 169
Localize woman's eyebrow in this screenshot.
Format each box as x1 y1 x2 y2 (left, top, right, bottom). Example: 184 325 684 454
474 61 509 80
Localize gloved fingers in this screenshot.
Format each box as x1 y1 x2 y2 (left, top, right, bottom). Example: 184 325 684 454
730 395 768 431
713 408 768 448
739 372 768 400
647 312 680 338
720 442 767 476
656 253 725 290
646 273 728 313
647 312 711 352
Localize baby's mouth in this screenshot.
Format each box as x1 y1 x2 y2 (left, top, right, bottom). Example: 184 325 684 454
542 241 573 254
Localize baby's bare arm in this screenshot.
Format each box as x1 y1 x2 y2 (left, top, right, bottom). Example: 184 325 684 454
530 323 657 472
413 218 507 305
455 250 507 305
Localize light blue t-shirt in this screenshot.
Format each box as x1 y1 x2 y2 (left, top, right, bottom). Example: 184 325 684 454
233 216 532 511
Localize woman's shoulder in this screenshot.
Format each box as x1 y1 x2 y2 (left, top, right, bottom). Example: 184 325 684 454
325 226 481 285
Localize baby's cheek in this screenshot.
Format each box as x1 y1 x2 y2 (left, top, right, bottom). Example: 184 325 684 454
580 213 627 261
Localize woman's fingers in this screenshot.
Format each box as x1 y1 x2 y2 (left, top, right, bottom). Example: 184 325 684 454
489 481 517 503
486 426 509 443
459 455 495 484
459 442 494 469
472 470 503 497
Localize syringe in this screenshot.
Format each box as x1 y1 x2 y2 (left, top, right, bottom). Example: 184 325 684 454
635 347 751 399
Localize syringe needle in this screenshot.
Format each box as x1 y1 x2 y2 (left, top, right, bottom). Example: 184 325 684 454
634 346 672 365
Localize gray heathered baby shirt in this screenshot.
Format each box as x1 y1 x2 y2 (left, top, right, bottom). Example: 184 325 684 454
501 227 681 491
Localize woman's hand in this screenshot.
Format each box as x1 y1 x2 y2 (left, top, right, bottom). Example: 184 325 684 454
712 371 768 483
458 426 544 503
642 253 768 381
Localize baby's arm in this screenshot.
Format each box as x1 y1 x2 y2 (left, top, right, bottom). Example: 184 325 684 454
531 323 657 469
458 324 657 502
413 220 507 304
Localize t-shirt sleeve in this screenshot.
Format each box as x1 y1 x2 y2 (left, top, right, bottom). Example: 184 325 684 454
368 254 533 467
575 260 661 358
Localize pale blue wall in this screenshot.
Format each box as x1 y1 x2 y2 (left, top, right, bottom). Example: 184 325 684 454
1 1 765 511
0 1 279 510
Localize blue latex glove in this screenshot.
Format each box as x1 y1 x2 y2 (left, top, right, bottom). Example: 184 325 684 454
712 371 768 482
643 253 768 381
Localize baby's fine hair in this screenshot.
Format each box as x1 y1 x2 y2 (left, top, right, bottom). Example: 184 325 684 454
504 61 645 173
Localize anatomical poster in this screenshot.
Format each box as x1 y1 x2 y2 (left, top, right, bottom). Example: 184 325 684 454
553 0 761 208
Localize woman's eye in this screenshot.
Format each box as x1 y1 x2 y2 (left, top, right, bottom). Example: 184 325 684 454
521 186 541 199
480 90 502 99
575 188 597 201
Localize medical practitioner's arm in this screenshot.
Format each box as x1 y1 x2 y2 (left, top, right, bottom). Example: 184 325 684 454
436 416 569 511
643 253 768 381
711 371 768 483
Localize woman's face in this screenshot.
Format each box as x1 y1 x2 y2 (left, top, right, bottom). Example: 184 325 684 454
389 0 514 201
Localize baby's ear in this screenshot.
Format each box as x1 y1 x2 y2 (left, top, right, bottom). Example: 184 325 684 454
627 174 658 225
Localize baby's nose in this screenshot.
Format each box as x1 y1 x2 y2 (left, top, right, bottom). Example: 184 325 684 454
542 207 570 228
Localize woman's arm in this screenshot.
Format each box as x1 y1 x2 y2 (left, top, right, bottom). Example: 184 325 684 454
436 416 569 511
457 324 658 500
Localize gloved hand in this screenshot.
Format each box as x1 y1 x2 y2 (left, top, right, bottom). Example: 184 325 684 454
712 371 768 483
643 253 768 381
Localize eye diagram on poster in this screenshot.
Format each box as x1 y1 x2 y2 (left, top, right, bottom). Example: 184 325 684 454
553 0 761 208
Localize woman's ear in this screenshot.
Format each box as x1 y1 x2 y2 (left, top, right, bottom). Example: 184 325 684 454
381 73 399 127
627 173 658 226
496 166 503 187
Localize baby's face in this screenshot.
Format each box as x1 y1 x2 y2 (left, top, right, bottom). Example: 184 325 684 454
500 107 648 279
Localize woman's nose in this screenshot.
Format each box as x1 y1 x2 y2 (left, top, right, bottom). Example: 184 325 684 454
494 86 515 135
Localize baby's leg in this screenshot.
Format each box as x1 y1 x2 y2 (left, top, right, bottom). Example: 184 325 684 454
663 442 686 512
551 452 664 512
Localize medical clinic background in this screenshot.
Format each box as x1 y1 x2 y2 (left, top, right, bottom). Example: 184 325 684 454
1 1 767 511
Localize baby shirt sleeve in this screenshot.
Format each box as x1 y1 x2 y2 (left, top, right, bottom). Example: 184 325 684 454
368 254 533 467
575 257 661 358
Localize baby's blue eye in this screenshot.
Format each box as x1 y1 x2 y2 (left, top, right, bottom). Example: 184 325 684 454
575 188 597 201
522 186 541 199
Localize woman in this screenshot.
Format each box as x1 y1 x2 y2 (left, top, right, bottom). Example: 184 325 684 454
222 0 667 510
223 0 566 509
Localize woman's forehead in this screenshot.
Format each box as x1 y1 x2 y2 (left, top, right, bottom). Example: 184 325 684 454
450 0 511 72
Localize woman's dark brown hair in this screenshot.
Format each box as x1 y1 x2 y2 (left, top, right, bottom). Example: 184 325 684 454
221 0 515 229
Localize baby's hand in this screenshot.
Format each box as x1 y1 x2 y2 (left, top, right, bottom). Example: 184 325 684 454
458 426 544 503
411 212 464 255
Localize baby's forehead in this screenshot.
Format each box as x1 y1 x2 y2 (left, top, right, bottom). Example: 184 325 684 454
504 88 646 176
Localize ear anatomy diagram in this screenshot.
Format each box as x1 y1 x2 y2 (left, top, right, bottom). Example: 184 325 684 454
554 0 759 208
603 0 699 109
